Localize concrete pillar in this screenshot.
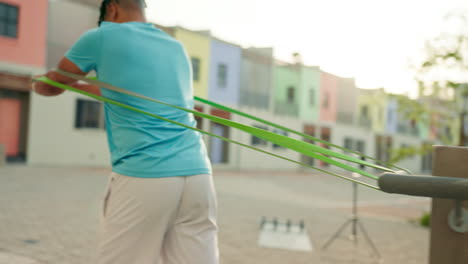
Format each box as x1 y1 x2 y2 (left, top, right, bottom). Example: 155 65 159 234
430 146 468 264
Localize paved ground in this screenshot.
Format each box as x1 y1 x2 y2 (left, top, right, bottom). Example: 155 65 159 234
0 166 430 264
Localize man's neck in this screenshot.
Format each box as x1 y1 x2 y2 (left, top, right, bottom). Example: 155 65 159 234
118 12 147 23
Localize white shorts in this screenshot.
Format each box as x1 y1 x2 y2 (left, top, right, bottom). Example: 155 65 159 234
96 172 219 264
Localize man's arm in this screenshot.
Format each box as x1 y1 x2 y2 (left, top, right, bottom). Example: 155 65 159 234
33 57 101 97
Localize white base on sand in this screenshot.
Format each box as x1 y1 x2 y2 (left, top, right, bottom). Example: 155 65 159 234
258 222 313 252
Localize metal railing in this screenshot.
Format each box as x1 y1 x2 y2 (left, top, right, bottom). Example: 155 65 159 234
273 101 299 117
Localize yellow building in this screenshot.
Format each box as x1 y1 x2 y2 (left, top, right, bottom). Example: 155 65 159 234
155 25 211 98
357 88 387 133
172 27 211 99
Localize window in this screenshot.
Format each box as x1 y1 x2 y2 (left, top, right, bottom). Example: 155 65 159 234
191 57 201 81
251 125 268 146
217 64 228 88
273 129 288 149
0 3 19 38
75 99 104 129
287 86 295 103
356 141 365 154
344 138 353 151
322 92 329 109
309 88 315 106
361 105 369 118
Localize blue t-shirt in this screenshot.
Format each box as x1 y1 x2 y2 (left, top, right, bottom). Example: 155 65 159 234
65 22 212 178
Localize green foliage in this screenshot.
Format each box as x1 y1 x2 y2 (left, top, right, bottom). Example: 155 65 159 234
390 144 433 163
419 212 431 228
391 11 467 162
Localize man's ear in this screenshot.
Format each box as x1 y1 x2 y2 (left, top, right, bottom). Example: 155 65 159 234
106 2 119 21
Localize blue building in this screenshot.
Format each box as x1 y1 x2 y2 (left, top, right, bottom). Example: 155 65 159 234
208 38 242 106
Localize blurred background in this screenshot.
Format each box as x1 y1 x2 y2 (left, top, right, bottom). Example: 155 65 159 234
1 0 468 173
1 1 468 263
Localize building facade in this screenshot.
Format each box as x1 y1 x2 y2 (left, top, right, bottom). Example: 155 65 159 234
239 47 274 110
299 65 320 122
0 0 48 162
273 62 301 117
206 38 241 164
336 77 359 125
319 71 338 123
172 27 211 99
28 0 109 166
0 1 442 174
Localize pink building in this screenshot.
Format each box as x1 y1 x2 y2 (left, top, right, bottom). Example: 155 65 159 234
0 0 48 70
0 0 48 162
319 71 338 123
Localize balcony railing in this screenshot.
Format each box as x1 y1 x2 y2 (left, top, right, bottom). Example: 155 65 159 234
337 112 355 125
239 91 270 110
274 101 299 117
358 117 372 128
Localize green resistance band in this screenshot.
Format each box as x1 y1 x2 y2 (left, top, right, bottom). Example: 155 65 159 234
194 96 410 174
52 69 394 177
62 70 406 174
35 76 381 190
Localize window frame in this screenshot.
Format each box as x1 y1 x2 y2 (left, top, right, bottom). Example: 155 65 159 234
191 57 201 82
217 63 228 88
309 88 315 106
0 3 19 39
75 98 105 130
286 86 295 104
251 125 269 146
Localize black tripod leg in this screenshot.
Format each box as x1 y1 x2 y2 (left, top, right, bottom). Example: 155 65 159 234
357 220 381 259
322 219 352 250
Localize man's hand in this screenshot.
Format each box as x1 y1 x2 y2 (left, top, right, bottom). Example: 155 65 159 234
31 75 66 97
31 57 101 97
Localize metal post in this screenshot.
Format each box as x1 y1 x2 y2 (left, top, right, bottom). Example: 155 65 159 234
351 182 358 244
430 146 468 264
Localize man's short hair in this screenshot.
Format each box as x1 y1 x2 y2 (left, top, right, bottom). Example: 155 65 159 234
98 0 146 26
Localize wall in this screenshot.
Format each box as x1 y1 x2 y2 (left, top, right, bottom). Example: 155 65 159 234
28 93 109 166
208 38 241 106
299 66 320 123
336 77 359 125
27 1 109 166
319 71 338 123
239 48 274 110
273 63 301 116
174 28 211 99
358 89 387 133
0 0 48 74
47 0 99 68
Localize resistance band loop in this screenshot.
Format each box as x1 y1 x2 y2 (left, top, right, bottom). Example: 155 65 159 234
35 76 380 190
194 96 409 174
52 69 394 178
60 69 405 174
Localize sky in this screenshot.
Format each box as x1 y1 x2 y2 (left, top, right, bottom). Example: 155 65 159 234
145 0 468 97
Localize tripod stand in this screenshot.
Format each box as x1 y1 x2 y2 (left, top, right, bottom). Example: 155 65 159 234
322 176 381 260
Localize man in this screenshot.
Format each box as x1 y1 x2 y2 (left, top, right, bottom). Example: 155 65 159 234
32 1 218 263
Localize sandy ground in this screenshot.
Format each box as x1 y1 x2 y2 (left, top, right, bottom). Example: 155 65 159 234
0 166 430 264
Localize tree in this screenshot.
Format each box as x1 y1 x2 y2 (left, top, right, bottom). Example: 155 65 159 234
390 11 468 163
